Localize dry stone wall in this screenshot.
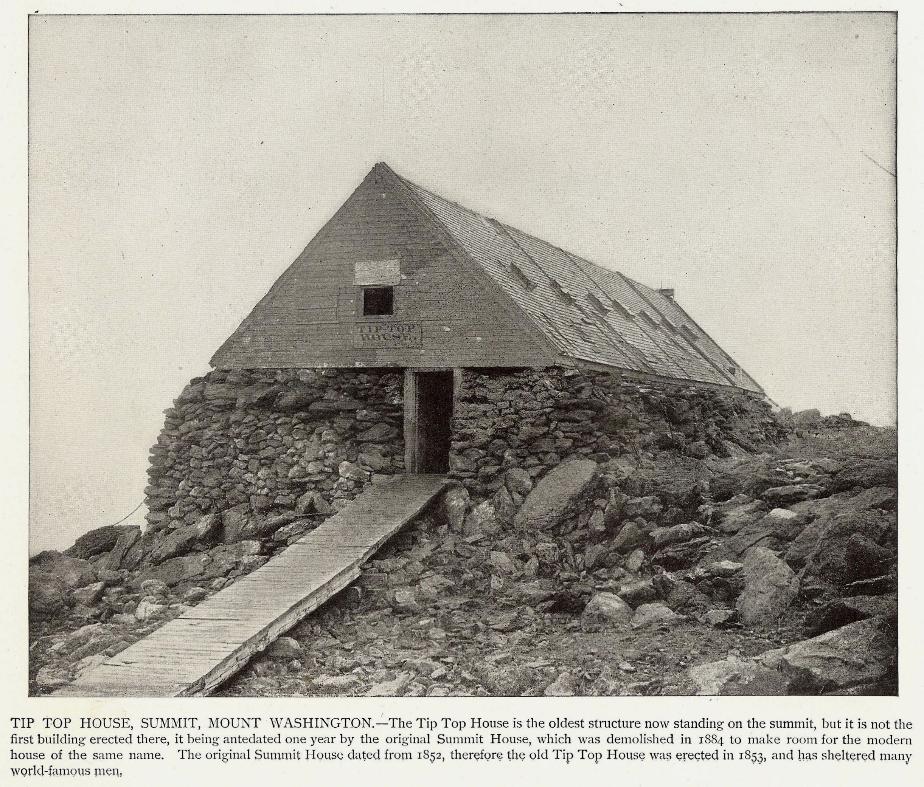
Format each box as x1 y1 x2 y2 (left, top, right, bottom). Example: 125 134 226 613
449 367 786 503
146 365 783 544
145 368 405 538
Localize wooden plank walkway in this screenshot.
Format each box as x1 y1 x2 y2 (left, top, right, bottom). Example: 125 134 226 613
54 474 448 697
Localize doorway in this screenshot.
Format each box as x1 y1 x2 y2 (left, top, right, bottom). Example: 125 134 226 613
405 371 454 474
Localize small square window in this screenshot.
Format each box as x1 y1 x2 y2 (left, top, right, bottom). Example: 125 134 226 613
362 286 394 316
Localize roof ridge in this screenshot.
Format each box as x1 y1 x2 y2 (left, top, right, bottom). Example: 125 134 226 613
378 164 564 363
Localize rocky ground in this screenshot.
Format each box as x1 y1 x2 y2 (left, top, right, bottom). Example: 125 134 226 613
30 412 897 697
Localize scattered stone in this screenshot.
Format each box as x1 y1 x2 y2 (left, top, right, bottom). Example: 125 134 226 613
182 586 209 604
505 468 533 497
488 551 517 575
313 674 360 690
464 501 497 536
544 671 579 696
390 589 420 613
762 484 825 506
264 637 302 661
140 579 169 597
72 581 105 607
438 485 470 533
650 522 704 548
703 560 743 578
34 664 73 691
630 602 682 630
583 543 608 571
581 592 632 632
612 520 651 553
703 608 736 627
623 496 663 520
624 549 646 573
713 497 765 534
103 527 142 570
617 579 658 607
134 599 166 621
366 672 412 697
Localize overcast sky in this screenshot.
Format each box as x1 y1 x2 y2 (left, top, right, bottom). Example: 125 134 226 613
29 13 896 552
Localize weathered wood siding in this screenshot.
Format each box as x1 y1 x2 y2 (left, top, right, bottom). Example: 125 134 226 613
211 166 555 369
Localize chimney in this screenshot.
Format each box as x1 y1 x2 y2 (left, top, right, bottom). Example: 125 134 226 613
658 287 675 299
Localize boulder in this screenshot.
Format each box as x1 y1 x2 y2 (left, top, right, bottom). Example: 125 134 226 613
140 541 260 588
30 552 97 590
724 508 809 557
514 459 598 530
736 547 799 625
829 459 897 493
786 510 895 582
66 525 128 560
758 617 896 693
688 655 791 696
148 528 197 564
273 520 313 543
103 527 141 570
581 592 631 632
137 554 210 587
650 536 714 571
703 560 743 578
220 504 251 543
805 594 897 636
29 569 71 618
840 533 893 582
792 408 822 426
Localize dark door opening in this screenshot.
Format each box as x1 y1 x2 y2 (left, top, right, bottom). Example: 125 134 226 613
412 371 454 473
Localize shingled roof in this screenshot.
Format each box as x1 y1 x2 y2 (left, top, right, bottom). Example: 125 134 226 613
385 164 763 393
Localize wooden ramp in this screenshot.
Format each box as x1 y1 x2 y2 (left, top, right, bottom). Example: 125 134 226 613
54 474 448 697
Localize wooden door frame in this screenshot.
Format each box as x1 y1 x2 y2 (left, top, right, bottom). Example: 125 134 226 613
403 368 460 474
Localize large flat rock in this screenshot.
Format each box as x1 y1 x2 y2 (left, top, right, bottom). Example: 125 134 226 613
514 459 598 531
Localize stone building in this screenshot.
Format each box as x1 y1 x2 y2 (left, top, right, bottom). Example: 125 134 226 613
146 163 778 538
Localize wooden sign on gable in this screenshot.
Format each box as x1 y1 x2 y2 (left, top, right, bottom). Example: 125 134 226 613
354 259 401 286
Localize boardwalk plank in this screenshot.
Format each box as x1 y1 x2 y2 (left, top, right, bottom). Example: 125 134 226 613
53 475 446 697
